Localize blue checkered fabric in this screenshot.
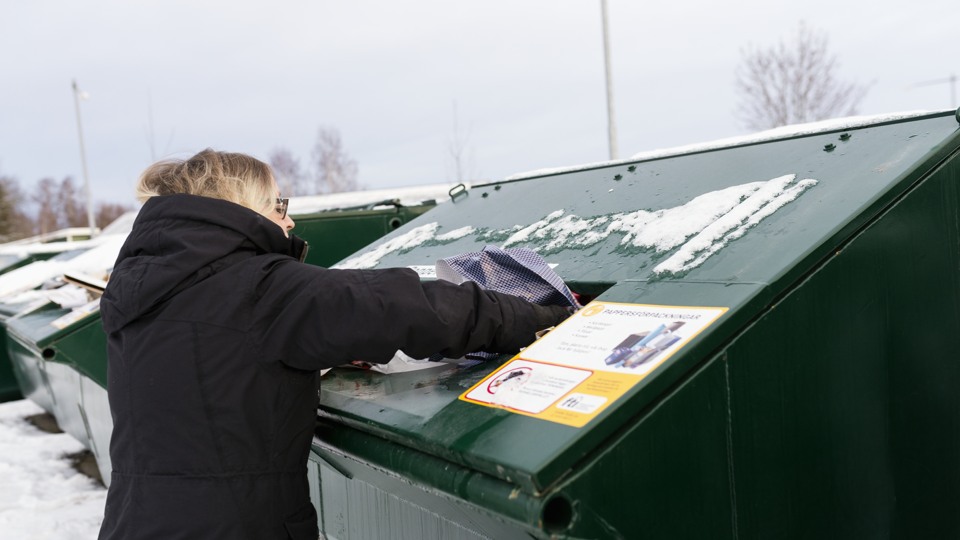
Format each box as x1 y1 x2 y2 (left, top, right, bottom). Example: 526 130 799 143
436 245 578 308
433 246 578 362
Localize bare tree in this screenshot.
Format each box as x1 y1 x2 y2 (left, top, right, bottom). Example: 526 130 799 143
310 127 359 194
735 22 868 131
33 178 60 235
268 147 307 196
0 174 34 241
96 201 134 229
57 177 87 228
32 176 88 234
0 169 131 242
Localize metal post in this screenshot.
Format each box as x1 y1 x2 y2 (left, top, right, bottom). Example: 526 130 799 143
72 79 97 237
951 74 957 108
600 0 619 160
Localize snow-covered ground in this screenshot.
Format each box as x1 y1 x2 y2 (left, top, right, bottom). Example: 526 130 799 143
0 399 105 539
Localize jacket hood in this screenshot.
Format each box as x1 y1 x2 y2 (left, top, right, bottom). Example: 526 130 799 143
101 194 306 333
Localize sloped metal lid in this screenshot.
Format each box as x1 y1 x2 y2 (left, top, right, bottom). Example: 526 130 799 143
319 111 960 491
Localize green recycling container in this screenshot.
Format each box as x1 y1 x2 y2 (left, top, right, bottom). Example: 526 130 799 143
308 110 960 538
1 297 58 406
0 328 16 402
4 301 101 447
0 277 29 402
0 240 116 405
0 235 125 407
0 252 61 402
291 200 437 268
43 309 113 486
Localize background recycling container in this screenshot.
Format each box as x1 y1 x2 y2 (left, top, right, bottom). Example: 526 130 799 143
0 220 134 404
0 282 44 402
307 109 960 539
0 248 102 407
4 295 101 448
292 199 437 268
41 301 113 486
0 251 82 402
1 297 60 408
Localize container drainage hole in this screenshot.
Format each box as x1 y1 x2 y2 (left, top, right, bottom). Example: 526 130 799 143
388 217 403 229
542 495 574 532
42 348 56 360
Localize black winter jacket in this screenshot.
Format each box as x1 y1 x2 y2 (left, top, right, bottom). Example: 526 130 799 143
97 194 569 540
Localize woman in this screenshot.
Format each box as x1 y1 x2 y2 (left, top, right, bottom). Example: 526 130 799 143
97 149 570 539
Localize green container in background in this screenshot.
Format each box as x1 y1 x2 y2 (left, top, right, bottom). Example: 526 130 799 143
308 110 960 539
46 310 112 485
292 200 437 267
0 327 24 402
4 302 101 447
0 252 60 402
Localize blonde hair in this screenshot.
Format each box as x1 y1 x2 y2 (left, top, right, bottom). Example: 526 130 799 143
136 149 275 215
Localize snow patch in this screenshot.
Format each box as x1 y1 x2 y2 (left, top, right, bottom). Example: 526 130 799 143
0 234 126 298
435 226 475 241
335 223 441 269
334 174 818 275
0 400 106 539
506 110 939 181
288 184 461 215
653 176 817 274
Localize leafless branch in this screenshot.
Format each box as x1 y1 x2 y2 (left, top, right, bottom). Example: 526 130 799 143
735 22 868 131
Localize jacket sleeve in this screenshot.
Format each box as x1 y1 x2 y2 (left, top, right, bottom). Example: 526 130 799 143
253 259 570 371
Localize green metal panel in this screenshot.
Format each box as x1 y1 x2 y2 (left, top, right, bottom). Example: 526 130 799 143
0 297 57 404
315 355 735 539
0 331 19 402
36 312 112 478
4 303 102 445
292 202 436 267
724 155 960 538
49 315 107 388
309 440 532 540
5 319 55 414
80 373 112 487
311 111 960 538
6 306 73 347
0 251 59 402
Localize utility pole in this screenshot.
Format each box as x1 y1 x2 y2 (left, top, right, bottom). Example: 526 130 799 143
72 79 97 237
600 0 619 160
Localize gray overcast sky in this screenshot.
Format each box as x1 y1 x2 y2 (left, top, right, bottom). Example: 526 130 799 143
0 0 956 206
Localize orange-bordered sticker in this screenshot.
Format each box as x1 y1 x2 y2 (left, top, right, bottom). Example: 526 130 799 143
459 301 728 427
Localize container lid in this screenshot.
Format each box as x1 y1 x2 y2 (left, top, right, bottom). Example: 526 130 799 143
319 110 960 491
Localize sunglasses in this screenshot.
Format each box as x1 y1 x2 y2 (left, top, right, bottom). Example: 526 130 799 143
275 197 289 219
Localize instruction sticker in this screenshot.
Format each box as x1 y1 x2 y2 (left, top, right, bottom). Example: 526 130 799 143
460 302 727 427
